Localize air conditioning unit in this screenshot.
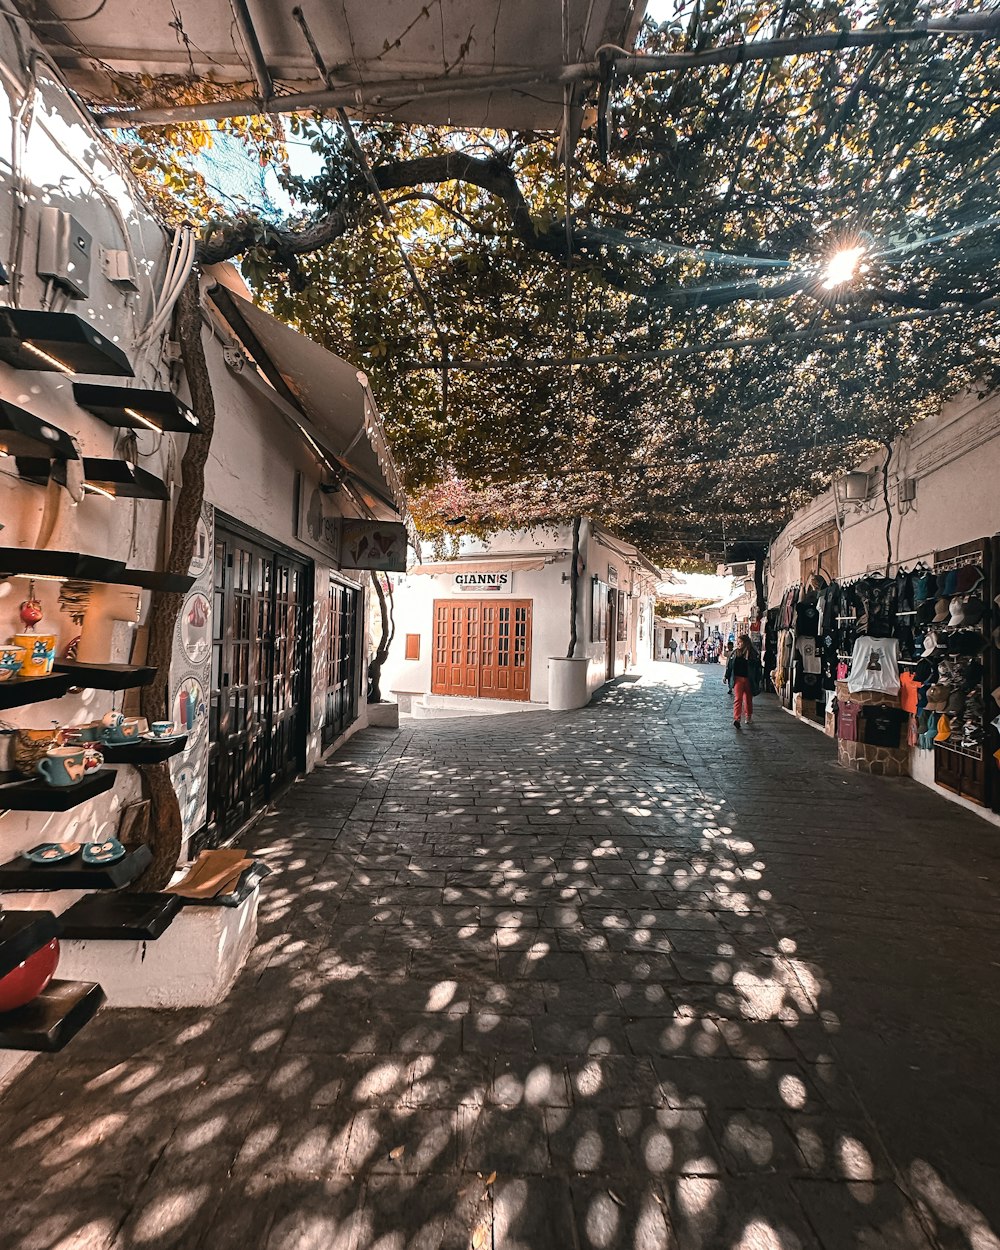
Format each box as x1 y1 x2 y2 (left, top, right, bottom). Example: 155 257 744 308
842 471 870 501
898 477 917 502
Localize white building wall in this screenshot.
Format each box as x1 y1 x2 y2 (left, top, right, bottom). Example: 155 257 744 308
384 521 657 708
767 391 1000 599
766 389 1000 822
0 25 373 893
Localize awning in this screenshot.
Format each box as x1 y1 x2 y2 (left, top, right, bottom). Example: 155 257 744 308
209 284 406 522
409 558 547 575
32 0 646 133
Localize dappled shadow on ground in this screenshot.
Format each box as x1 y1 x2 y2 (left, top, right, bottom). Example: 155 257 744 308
2 663 1000 1248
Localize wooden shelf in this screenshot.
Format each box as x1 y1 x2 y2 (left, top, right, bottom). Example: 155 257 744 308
0 979 105 1052
0 843 150 892
0 399 78 460
54 660 156 690
16 458 169 500
0 911 60 979
73 383 199 434
0 768 116 812
0 546 193 593
0 672 72 710
57 892 181 941
0 308 132 376
102 736 187 764
0 546 126 580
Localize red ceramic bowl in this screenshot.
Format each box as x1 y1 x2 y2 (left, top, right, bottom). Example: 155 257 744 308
0 938 59 1013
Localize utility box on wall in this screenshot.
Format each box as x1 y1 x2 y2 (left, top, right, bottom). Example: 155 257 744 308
36 206 92 299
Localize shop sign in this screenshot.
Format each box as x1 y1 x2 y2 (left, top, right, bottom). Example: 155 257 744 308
295 473 407 570
340 520 407 572
454 570 512 593
608 564 619 587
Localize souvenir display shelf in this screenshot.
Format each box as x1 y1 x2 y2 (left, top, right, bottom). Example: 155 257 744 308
0 910 60 979
53 660 156 690
0 842 152 891
0 980 105 1052
0 768 117 811
72 382 199 434
0 672 72 710
0 547 195 593
0 308 133 375
931 537 995 808
101 736 188 764
57 892 181 941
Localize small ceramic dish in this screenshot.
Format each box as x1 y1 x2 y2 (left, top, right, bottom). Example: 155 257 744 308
81 838 126 866
141 731 184 742
21 842 82 864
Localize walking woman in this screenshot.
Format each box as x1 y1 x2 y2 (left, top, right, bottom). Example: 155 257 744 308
724 634 762 729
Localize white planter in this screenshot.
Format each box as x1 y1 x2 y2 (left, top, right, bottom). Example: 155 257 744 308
548 656 589 711
367 701 399 728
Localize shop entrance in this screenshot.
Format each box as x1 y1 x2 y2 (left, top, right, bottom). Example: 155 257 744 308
431 599 532 701
205 519 311 846
323 576 361 748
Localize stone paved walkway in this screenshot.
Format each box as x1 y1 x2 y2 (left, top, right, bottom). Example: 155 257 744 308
3 663 1000 1250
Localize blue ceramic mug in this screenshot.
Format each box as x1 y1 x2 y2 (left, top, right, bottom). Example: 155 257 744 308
36 746 87 787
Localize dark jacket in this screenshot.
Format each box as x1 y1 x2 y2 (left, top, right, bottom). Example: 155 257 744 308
725 649 763 695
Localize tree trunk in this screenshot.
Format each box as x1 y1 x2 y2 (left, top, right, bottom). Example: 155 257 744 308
566 515 581 659
134 271 217 890
367 574 395 703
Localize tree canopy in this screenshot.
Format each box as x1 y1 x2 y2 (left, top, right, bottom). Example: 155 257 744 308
110 0 1000 565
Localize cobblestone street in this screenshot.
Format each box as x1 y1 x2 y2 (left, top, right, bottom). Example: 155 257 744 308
3 662 1000 1250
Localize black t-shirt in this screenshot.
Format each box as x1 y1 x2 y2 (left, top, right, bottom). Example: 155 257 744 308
732 656 750 678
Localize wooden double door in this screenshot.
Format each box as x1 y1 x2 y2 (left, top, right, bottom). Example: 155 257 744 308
206 521 310 846
431 599 532 701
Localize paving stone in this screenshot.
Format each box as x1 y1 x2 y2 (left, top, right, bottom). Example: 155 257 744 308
4 664 1000 1248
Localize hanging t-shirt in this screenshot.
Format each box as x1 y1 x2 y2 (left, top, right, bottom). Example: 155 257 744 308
898 671 921 714
795 600 820 636
861 705 908 748
795 636 822 674
847 637 900 695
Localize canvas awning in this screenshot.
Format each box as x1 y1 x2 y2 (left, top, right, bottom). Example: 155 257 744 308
26 0 646 132
409 558 547 575
209 284 406 522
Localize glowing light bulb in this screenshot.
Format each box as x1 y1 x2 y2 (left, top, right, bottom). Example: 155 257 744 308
821 246 865 290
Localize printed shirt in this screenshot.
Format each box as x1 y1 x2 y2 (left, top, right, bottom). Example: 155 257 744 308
847 636 901 696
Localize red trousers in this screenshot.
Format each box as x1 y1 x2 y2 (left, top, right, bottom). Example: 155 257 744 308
733 676 753 723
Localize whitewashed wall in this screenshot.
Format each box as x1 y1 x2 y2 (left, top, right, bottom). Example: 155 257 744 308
384 521 658 706
767 390 1000 599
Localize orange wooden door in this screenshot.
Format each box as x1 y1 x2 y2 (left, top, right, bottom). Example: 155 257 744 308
431 600 480 697
432 599 532 701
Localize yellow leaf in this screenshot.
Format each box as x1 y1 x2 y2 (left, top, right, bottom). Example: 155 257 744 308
484 1171 497 1186
389 1145 405 1159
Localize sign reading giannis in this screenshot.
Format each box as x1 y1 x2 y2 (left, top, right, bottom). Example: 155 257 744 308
454 570 512 593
